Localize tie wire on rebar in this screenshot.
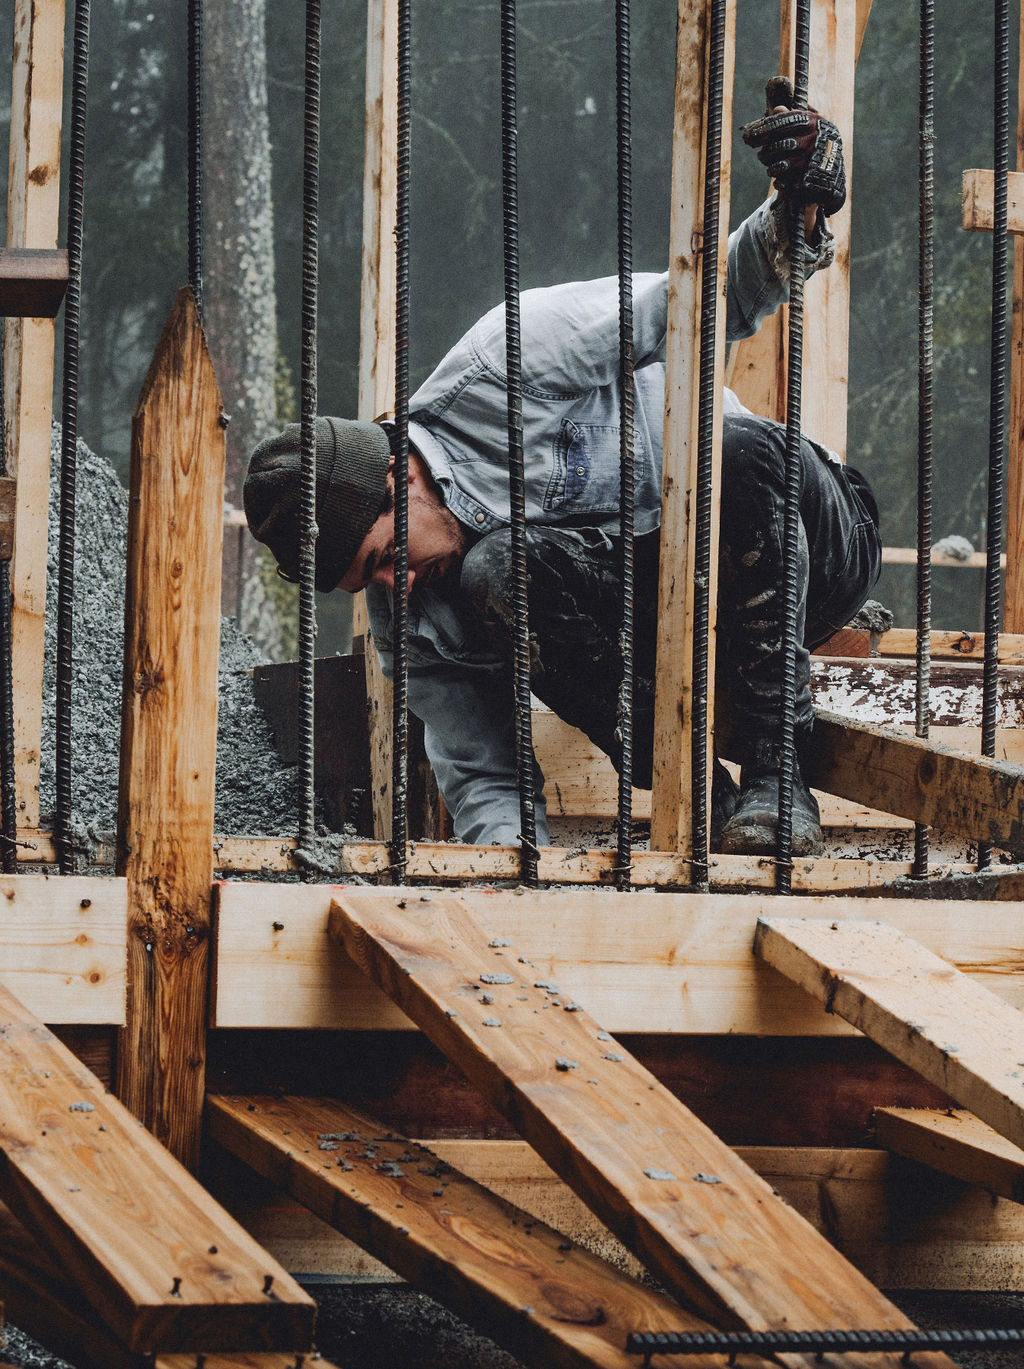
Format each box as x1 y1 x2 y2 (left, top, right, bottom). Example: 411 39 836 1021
297 0 321 871
500 0 540 888
187 0 203 318
689 0 728 891
774 0 811 896
613 0 635 891
55 0 91 876
388 0 412 882
913 0 935 879
979 0 1011 871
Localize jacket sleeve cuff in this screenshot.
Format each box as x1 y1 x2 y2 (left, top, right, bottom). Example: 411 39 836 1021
767 196 836 282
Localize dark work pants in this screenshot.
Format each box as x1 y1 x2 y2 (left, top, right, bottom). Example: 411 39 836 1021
460 413 881 786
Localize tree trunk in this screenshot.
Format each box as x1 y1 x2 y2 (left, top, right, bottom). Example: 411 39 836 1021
203 0 283 656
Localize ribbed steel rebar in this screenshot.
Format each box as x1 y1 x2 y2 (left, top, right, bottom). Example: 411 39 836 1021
389 0 412 882
0 324 14 873
689 0 727 891
187 0 203 318
614 0 635 890
500 0 538 887
913 0 935 878
979 0 1010 870
297 0 321 868
626 1326 1024 1362
775 0 811 896
55 0 91 875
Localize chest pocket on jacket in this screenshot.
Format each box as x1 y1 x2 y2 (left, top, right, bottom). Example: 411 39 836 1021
545 421 645 513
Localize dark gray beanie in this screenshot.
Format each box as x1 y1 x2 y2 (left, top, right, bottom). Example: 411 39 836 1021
243 416 391 592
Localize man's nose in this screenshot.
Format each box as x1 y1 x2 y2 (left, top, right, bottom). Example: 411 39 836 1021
372 565 416 592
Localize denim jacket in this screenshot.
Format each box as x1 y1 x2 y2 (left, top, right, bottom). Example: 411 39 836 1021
367 197 832 845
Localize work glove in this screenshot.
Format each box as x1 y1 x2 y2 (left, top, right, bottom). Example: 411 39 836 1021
741 75 847 217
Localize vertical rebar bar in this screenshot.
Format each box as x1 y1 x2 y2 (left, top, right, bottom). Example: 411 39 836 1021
913 0 935 878
55 0 91 876
775 0 811 896
690 0 727 892
614 0 635 891
297 0 321 868
187 0 203 319
979 0 1010 870
0 327 14 873
389 0 412 881
500 0 539 887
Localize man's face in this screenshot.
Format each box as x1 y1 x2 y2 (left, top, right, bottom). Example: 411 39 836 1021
336 454 468 593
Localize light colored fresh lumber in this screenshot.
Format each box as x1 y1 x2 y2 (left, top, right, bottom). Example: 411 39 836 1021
804 708 1024 852
217 1140 1024 1295
214 882 1024 1033
961 168 1024 234
874 1108 1024 1204
209 1095 719 1369
354 0 398 841
881 545 1004 568
876 629 1024 663
4 0 65 830
0 873 125 1023
325 891 953 1360
0 981 314 1354
754 917 1024 1153
115 288 225 1168
650 0 735 856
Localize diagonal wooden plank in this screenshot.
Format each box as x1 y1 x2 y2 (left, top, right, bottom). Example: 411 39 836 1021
801 709 1024 855
755 918 1024 1154
209 1094 720 1369
327 891 957 1368
0 983 314 1354
874 1108 1024 1205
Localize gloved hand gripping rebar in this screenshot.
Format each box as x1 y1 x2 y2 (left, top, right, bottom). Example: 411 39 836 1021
741 75 847 217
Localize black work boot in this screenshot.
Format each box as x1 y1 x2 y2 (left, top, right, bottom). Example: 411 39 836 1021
719 740 823 857
710 759 739 850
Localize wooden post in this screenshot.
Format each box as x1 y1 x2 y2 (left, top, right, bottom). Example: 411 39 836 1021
4 0 65 829
116 289 225 1169
725 0 862 460
649 0 736 855
355 0 398 841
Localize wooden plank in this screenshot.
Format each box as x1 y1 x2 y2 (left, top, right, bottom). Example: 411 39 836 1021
881 545 1003 568
803 708 1024 853
0 873 125 1024
754 917 1024 1154
874 1108 1024 1204
961 167 1024 234
355 0 398 841
326 892 955 1359
0 982 315 1354
209 1095 721 1369
0 246 68 316
4 0 65 830
875 629 1024 664
115 289 225 1169
650 0 735 855
213 1139 1024 1295
214 882 1024 1034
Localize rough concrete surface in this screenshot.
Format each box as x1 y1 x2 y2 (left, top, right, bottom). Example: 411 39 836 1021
40 428 301 842
4 1286 1024 1369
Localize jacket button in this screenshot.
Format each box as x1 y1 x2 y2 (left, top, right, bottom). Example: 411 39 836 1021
475 512 486 524
575 465 586 477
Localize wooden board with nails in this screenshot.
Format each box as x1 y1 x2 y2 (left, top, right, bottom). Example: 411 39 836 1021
208 1093 722 1369
755 918 1024 1153
873 1108 1024 1204
326 889 957 1365
0 982 314 1354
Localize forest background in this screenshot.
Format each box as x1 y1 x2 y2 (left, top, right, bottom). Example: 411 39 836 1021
2 0 1013 657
